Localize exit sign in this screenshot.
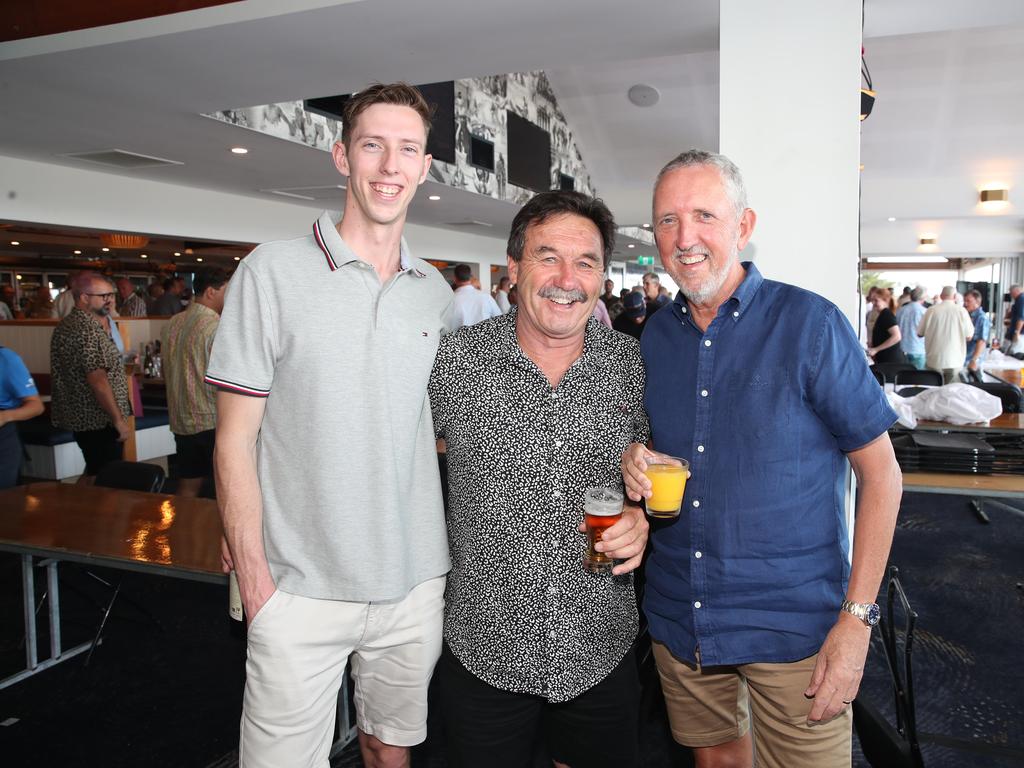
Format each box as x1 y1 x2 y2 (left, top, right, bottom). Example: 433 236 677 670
637 255 655 266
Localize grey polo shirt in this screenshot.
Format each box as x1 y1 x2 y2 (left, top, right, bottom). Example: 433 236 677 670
206 211 454 602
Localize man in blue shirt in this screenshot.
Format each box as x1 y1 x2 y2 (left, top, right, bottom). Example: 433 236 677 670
1002 284 1024 352
895 287 927 369
622 150 902 768
0 346 43 488
963 289 992 383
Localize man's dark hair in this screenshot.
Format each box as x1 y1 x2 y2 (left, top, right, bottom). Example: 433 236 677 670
506 190 615 269
453 264 472 283
193 269 230 297
162 277 176 291
966 289 983 303
341 83 433 149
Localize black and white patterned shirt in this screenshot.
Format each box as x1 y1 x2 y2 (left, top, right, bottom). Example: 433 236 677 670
429 310 649 702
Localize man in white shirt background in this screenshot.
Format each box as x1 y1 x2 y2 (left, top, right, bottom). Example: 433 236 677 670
447 263 502 330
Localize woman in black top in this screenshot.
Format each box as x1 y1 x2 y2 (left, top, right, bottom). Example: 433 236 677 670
867 287 905 364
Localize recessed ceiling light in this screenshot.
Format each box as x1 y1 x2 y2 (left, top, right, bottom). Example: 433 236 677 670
196 257 204 262
10 241 19 246
627 244 636 249
230 147 249 155
887 217 896 222
234 256 241 261
74 249 82 254
101 247 110 252
428 195 441 201
174 252 181 257
642 223 651 229
627 84 660 108
16 274 22 280
140 254 148 259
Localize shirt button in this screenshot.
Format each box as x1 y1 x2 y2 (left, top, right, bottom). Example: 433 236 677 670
704 339 712 347
554 440 563 448
550 392 558 399
697 445 705 453
548 585 558 594
549 630 557 639
693 500 700 508
682 307 688 314
694 601 702 609
733 310 740 318
553 490 561 498
701 389 709 397
695 551 703 559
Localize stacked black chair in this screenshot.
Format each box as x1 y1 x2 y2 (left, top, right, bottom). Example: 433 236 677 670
893 369 943 387
853 566 924 768
968 381 1022 414
872 368 885 387
871 362 918 384
94 460 166 493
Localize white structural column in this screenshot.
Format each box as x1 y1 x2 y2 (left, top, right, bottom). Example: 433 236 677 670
719 1 863 326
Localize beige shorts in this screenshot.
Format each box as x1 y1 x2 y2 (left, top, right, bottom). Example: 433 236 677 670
652 641 852 768
239 576 445 768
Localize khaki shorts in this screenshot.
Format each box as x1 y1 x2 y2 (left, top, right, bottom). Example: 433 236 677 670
652 641 852 768
240 576 445 768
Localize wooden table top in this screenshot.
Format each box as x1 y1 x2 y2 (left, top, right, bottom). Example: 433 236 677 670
988 368 1023 387
0 483 224 583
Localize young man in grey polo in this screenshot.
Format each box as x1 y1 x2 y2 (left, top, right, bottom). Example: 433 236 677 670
207 83 452 768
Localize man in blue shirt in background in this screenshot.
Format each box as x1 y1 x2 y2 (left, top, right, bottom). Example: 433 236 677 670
896 286 927 369
623 150 903 768
1002 284 1024 353
0 346 43 488
963 289 992 383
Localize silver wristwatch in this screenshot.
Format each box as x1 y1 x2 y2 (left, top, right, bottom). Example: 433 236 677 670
841 600 880 627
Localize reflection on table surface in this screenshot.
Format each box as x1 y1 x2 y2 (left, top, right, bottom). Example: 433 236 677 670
0 482 223 579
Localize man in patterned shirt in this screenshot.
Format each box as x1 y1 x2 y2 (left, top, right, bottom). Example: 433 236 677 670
429 190 650 768
162 268 228 496
116 277 148 317
50 272 132 482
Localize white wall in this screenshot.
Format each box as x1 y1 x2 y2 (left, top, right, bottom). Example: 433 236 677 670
719 1 863 326
0 154 510 280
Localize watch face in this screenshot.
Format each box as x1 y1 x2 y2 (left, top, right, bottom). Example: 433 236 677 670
865 603 881 626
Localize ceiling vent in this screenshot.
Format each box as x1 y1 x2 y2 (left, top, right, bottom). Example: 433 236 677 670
62 149 183 169
262 184 346 201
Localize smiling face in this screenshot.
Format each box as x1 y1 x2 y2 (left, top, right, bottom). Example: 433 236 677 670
508 213 605 344
333 103 432 230
653 164 755 308
963 293 980 312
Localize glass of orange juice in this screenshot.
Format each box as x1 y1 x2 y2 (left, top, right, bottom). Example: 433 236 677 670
644 453 689 519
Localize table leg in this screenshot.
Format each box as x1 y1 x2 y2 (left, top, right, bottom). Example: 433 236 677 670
0 556 95 690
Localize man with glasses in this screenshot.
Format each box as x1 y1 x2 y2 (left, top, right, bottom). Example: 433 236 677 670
50 272 132 483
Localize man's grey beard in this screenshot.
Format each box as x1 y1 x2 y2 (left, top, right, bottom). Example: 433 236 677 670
92 306 111 317
675 244 739 305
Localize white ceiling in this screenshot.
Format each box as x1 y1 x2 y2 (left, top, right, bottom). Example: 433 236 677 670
0 0 1021 266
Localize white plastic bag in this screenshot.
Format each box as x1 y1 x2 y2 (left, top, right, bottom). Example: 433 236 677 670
909 383 1003 426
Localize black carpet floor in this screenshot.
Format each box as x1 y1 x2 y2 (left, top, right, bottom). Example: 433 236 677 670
1 491 1022 767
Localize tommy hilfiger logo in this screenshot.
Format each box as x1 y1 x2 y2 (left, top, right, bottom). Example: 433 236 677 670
422 331 429 337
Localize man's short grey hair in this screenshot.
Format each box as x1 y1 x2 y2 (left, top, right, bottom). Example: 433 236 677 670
654 149 749 219
642 272 660 284
966 289 983 303
940 285 956 299
1011 284 1021 292
910 287 925 302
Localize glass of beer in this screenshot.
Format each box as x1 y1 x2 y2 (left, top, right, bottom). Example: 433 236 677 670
644 454 689 519
583 486 624 574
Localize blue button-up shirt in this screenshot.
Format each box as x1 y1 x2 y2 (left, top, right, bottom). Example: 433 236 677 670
896 301 926 356
641 263 897 666
965 307 992 366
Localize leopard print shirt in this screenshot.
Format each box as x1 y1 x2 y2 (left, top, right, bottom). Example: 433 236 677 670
50 308 132 432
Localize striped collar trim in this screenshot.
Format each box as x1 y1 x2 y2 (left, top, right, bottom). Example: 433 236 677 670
312 212 426 277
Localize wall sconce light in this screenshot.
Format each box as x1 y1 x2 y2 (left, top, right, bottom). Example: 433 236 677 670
980 189 1008 205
